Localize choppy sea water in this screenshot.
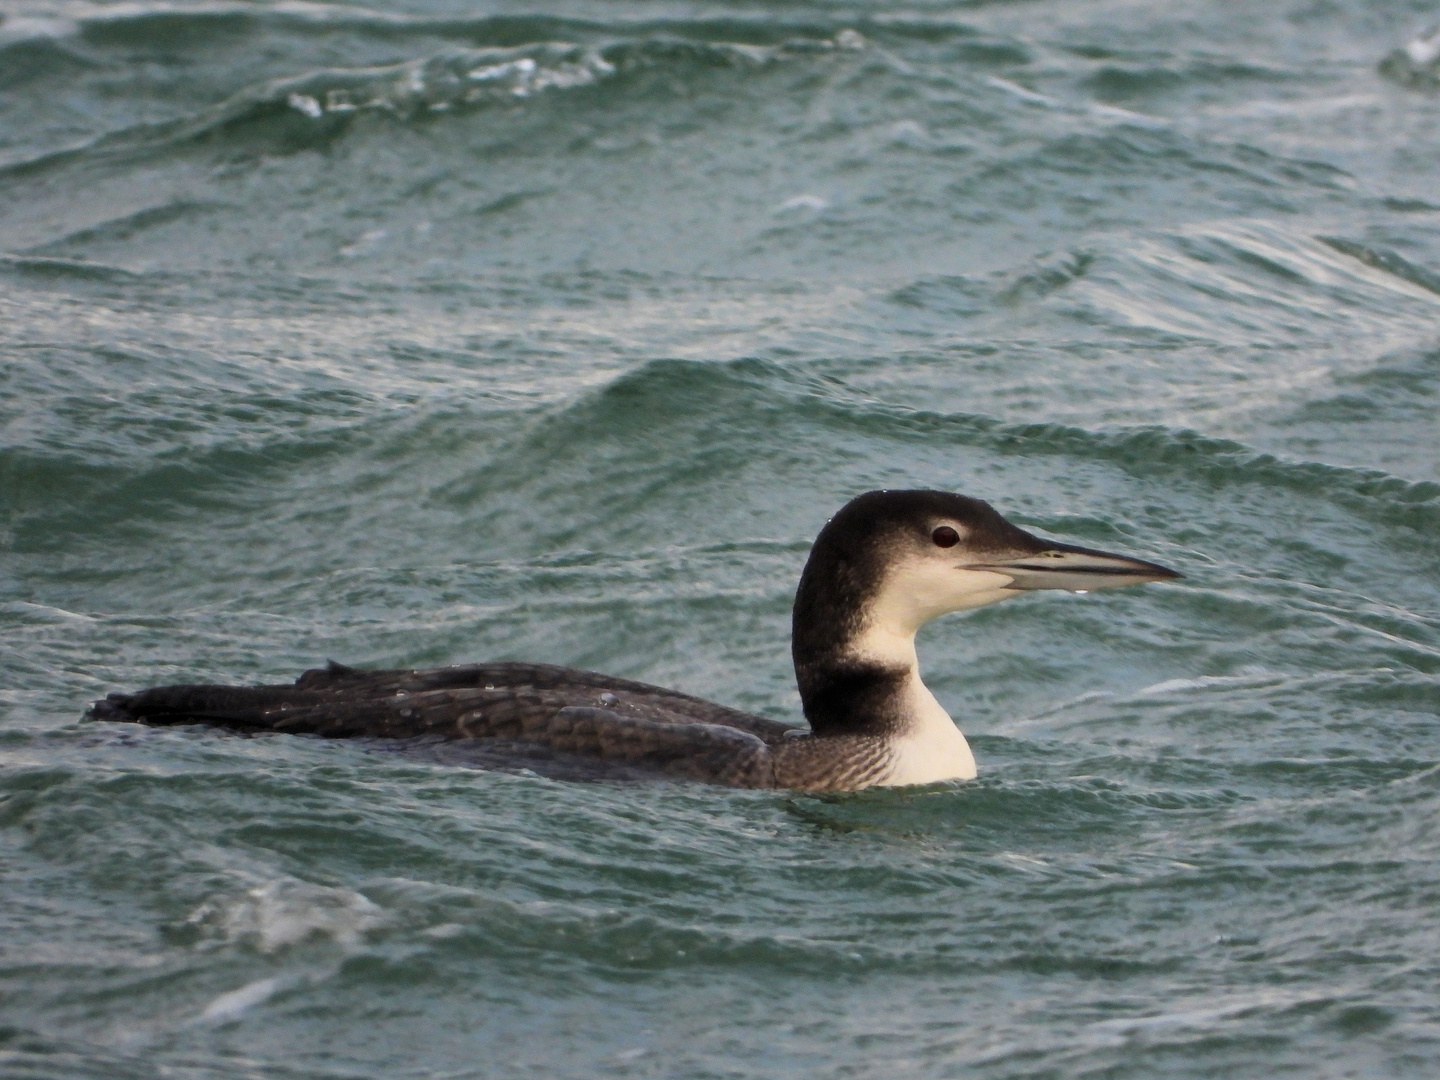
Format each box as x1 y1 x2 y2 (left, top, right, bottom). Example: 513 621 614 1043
4 0 1440 1076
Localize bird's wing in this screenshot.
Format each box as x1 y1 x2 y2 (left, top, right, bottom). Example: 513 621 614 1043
291 660 794 740
89 662 798 748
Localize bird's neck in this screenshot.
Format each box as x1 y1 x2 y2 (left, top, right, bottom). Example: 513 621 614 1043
789 544 978 781
790 598 936 735
791 550 922 734
791 619 976 782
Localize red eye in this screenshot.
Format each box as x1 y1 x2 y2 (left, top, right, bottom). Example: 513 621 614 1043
932 526 960 548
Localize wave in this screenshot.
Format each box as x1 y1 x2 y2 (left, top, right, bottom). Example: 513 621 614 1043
963 125 1355 202
0 252 149 283
8 328 1440 554
861 414 1440 538
35 0 1021 52
1081 58 1299 104
896 219 1440 352
0 31 863 176
444 357 1440 544
0 2 1037 178
1318 236 1440 297
0 31 99 90
8 315 1439 575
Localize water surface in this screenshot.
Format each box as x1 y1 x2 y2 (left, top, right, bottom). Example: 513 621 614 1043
3 1 1440 1076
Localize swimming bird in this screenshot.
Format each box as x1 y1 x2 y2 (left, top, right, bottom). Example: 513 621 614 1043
91 490 1179 791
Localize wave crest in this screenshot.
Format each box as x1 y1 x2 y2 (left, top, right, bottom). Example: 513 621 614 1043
271 44 617 123
0 29 865 173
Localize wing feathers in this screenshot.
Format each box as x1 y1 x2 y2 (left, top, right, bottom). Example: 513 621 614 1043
89 662 792 787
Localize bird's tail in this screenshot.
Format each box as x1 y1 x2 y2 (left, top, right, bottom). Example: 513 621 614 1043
88 681 310 731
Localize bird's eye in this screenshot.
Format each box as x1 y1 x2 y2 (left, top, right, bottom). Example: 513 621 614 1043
932 526 960 548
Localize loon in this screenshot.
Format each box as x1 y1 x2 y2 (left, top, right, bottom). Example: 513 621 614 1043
90 490 1179 791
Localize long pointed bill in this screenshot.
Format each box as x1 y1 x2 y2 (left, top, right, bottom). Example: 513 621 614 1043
966 541 1181 593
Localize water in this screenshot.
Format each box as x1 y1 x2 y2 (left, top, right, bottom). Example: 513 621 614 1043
3 0 1440 1076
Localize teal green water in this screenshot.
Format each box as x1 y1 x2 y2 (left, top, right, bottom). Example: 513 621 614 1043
4 1 1440 1076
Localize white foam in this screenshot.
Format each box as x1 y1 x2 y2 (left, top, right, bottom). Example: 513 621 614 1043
1405 29 1440 69
199 976 286 1023
2 600 97 623
1136 672 1282 697
192 879 385 953
984 76 1059 108
775 194 829 214
286 92 323 119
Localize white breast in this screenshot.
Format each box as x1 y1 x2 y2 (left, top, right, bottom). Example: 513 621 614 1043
876 672 976 786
